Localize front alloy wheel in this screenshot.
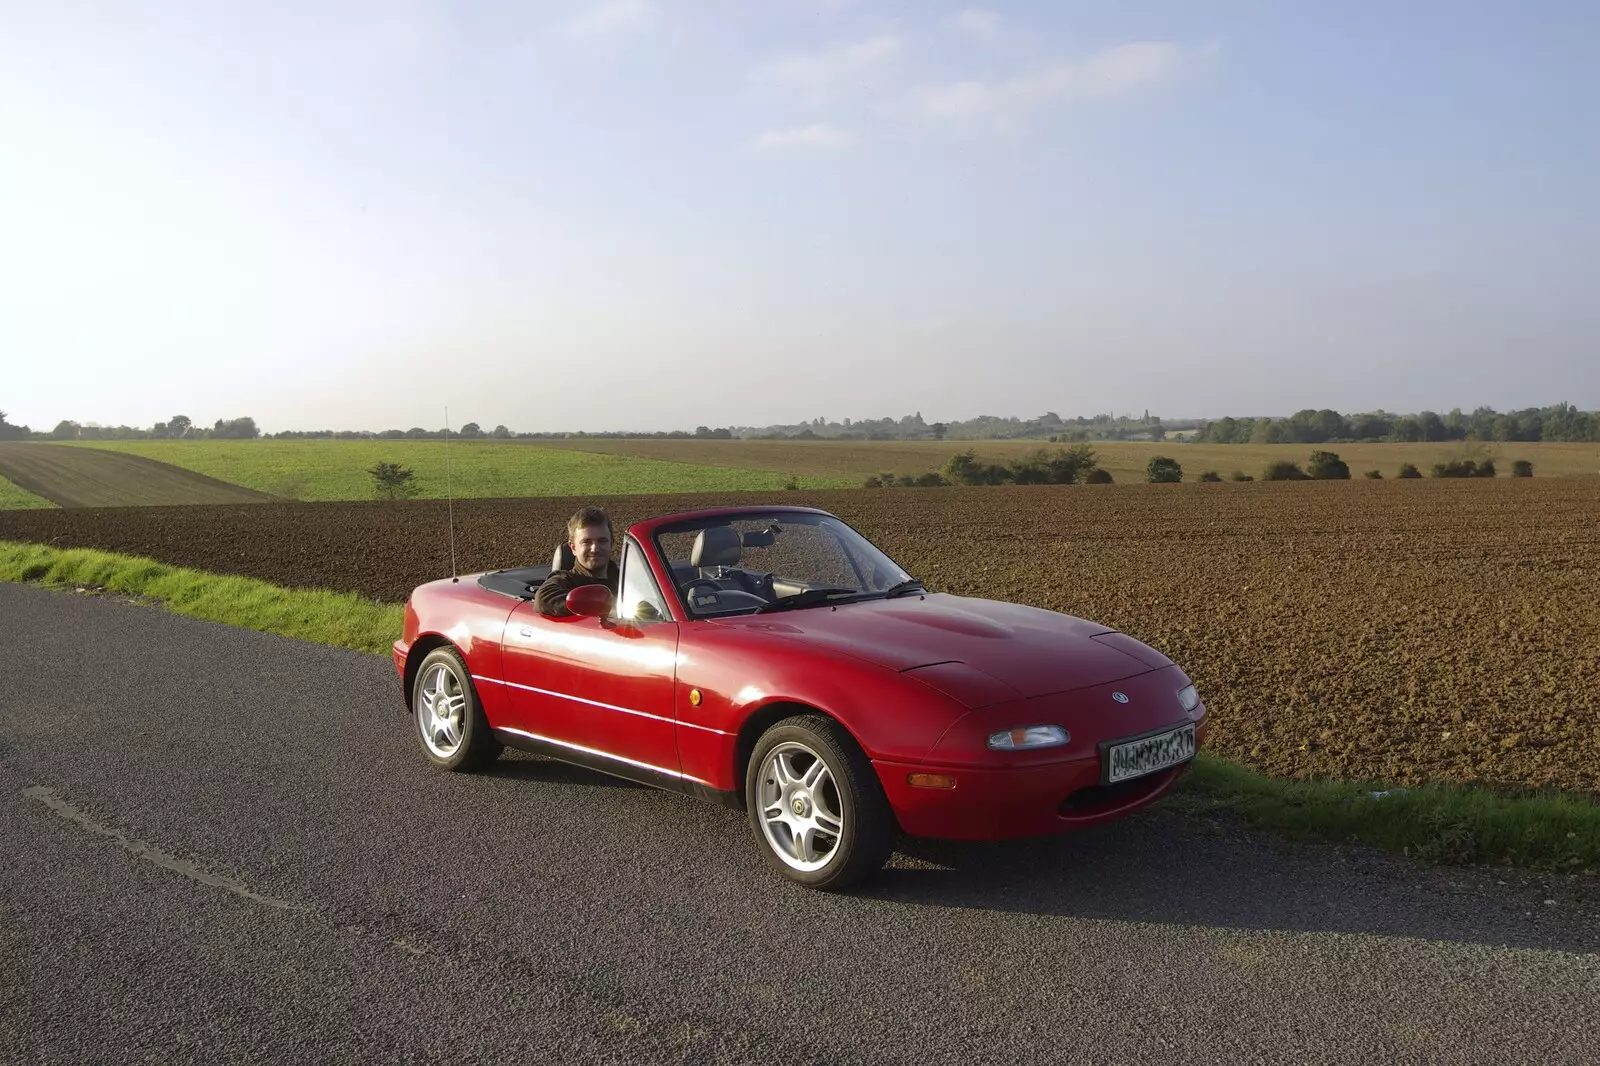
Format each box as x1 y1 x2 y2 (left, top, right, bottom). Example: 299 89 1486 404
411 647 501 771
746 715 896 890
757 742 847 872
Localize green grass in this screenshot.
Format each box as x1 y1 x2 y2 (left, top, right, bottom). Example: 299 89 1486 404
0 541 402 655
67 440 855 500
3 539 1596 872
1173 754 1598 871
0 474 55 510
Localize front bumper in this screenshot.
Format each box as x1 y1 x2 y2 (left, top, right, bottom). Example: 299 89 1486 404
875 717 1207 840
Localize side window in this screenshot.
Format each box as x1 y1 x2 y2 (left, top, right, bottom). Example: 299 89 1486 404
617 539 671 622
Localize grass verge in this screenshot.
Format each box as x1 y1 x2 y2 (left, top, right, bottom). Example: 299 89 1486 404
1173 754 1597 871
0 541 403 656
3 539 1595 872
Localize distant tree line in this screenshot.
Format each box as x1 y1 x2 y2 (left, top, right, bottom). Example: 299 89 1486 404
1190 403 1598 444
0 409 1172 443
6 401 1595 444
19 414 262 441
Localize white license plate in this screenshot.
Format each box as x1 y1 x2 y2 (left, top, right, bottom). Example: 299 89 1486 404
1104 723 1197 784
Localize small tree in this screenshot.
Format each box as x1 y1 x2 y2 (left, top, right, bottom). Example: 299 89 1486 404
1229 470 1253 482
1198 470 1222 482
1363 469 1383 479
1261 460 1310 481
1512 460 1533 478
369 461 419 500
1083 468 1114 484
1475 460 1496 478
1146 456 1183 483
1306 450 1351 479
1398 463 1422 479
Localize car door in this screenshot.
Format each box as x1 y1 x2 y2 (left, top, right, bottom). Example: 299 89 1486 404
501 537 683 784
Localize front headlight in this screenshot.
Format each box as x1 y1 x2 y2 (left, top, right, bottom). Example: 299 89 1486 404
986 725 1071 751
1178 685 1199 712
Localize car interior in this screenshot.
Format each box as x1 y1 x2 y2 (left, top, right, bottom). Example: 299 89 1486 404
475 523 858 617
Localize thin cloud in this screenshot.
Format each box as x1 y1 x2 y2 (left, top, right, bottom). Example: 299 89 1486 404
757 34 905 102
750 123 855 153
946 8 1000 39
564 0 658 40
894 42 1216 125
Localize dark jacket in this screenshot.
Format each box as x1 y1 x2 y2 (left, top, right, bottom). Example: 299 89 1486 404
534 561 619 617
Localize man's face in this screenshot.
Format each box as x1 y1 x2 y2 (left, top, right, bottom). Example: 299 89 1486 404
571 523 613 573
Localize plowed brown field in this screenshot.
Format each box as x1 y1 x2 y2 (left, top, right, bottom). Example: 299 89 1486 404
3 479 1596 793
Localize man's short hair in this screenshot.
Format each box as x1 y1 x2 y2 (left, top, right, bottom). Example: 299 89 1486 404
566 505 613 542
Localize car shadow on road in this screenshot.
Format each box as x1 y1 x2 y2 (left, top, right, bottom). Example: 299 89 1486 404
847 806 1600 955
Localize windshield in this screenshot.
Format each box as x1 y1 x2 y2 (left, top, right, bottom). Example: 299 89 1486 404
653 513 916 618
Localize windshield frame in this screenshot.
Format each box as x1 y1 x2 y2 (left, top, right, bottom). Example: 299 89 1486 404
649 509 917 620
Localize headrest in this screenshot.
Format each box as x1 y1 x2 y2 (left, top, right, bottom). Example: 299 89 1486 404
552 543 575 572
691 526 742 569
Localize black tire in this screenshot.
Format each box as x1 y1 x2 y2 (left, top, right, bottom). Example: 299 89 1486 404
411 646 502 772
745 715 897 890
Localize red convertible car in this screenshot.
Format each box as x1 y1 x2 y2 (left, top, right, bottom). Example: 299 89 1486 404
394 505 1208 889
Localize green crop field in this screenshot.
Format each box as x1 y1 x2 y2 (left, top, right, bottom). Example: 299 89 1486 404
69 440 856 501
523 437 1600 483
0 474 54 510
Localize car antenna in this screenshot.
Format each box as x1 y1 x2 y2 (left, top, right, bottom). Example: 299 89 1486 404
445 405 458 582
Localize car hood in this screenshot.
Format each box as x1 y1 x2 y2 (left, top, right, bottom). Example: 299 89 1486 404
714 593 1155 704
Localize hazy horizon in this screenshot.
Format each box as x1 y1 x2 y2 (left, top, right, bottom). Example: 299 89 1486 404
5 1 1597 434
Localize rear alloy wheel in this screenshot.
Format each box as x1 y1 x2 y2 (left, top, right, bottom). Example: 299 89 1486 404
412 647 502 771
746 715 896 890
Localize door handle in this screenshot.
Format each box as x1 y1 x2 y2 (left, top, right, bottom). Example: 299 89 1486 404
520 627 534 637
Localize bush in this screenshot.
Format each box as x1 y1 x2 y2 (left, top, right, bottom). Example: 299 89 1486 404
1008 444 1099 484
1198 471 1223 482
1083 468 1114 484
1397 463 1422 479
783 475 800 491
1229 470 1253 482
1146 456 1183 483
1261 460 1310 481
1363 470 1383 479
941 448 1012 486
913 472 946 487
1432 459 1478 478
862 476 883 488
1476 460 1495 478
1512 460 1534 478
1306 450 1351 479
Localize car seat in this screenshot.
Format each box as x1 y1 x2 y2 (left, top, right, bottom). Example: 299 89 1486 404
690 527 774 600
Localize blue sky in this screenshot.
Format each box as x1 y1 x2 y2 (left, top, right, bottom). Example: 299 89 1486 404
2 1 1596 433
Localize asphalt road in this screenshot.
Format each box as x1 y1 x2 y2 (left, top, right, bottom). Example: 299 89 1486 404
2 582 1597 1065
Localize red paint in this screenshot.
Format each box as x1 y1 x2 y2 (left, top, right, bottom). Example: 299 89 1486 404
392 505 1209 842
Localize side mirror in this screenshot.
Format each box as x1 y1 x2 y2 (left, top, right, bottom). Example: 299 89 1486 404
634 601 662 622
565 585 613 618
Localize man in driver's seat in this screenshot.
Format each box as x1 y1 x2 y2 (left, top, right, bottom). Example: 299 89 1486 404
535 506 620 617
